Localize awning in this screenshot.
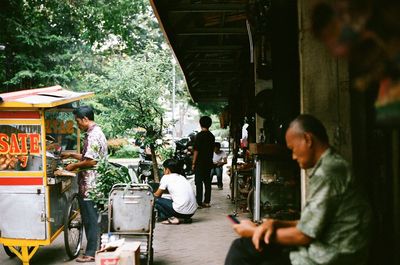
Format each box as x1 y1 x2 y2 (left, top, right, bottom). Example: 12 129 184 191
0 85 94 109
150 0 252 103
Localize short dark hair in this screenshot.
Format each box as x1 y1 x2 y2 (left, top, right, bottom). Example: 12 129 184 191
162 159 181 174
290 114 329 144
214 142 221 148
73 106 94 121
199 116 212 128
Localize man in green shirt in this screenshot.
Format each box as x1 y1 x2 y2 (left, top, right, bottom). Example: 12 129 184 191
225 114 371 265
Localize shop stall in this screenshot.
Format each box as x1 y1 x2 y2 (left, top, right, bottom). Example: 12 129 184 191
0 85 93 265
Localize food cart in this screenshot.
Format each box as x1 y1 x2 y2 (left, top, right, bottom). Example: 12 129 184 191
0 85 93 265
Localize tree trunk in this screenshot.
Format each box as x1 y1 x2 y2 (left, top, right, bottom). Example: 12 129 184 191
150 144 160 183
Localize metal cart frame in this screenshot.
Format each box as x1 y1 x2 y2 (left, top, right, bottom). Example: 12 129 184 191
107 183 156 265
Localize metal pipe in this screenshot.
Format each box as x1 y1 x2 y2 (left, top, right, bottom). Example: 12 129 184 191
171 59 176 140
254 156 261 222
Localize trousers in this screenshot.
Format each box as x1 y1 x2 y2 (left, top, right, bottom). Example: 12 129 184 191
210 166 223 187
195 165 212 204
155 197 194 220
78 195 99 257
224 237 292 265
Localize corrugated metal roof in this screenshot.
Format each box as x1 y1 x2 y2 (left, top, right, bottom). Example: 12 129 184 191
0 85 94 108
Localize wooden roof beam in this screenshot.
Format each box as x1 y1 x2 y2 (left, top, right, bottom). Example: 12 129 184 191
176 27 248 36
169 4 246 13
185 45 243 51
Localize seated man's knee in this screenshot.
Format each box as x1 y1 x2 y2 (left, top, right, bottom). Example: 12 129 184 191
226 237 261 265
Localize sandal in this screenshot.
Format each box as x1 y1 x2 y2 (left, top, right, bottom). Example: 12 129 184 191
76 255 95 263
161 217 180 225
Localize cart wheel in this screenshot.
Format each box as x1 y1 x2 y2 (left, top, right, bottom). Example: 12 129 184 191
64 193 83 259
3 245 18 258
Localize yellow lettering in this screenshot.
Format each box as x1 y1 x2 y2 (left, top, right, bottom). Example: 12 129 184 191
66 120 74 134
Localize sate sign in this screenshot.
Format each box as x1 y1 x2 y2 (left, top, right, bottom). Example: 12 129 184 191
0 133 41 155
0 125 42 171
0 133 40 170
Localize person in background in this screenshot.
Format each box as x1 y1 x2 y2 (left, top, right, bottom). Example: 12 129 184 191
210 142 227 190
192 116 215 208
154 159 197 224
62 105 108 263
225 114 371 265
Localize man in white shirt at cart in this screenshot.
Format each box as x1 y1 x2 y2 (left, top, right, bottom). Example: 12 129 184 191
154 159 197 224
210 142 227 190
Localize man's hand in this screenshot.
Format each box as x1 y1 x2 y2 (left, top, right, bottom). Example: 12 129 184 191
233 219 257 238
60 152 72 159
252 219 275 251
65 163 77 172
61 152 83 161
65 158 96 171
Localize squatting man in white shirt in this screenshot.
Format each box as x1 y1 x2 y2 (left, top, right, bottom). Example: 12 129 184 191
154 158 197 225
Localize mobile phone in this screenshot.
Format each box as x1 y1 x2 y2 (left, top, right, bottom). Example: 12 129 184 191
227 214 240 224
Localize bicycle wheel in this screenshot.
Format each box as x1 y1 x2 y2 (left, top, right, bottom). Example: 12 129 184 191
64 193 83 259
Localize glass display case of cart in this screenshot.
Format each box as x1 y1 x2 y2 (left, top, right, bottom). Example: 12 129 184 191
0 124 43 171
44 108 80 179
0 107 80 177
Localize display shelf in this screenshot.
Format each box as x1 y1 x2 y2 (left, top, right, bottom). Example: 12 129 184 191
248 143 291 159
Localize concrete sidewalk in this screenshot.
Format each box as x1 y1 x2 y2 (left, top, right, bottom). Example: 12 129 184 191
153 172 240 265
0 168 243 265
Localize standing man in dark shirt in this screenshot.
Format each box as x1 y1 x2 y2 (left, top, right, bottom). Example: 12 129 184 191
192 116 215 208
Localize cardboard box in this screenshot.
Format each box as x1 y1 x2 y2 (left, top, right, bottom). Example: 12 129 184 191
96 241 141 265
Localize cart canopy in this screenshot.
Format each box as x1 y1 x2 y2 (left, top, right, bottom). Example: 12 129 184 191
0 85 94 109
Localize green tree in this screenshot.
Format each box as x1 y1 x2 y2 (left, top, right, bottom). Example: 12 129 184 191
0 0 158 91
82 47 173 181
194 102 227 117
0 0 80 90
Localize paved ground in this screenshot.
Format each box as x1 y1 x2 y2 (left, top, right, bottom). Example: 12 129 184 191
153 172 238 265
1 166 244 265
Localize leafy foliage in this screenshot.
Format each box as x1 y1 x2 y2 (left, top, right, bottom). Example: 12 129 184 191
0 0 162 91
157 145 175 161
87 157 131 209
113 145 140 158
0 1 79 89
81 48 173 141
194 102 227 117
0 0 199 184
